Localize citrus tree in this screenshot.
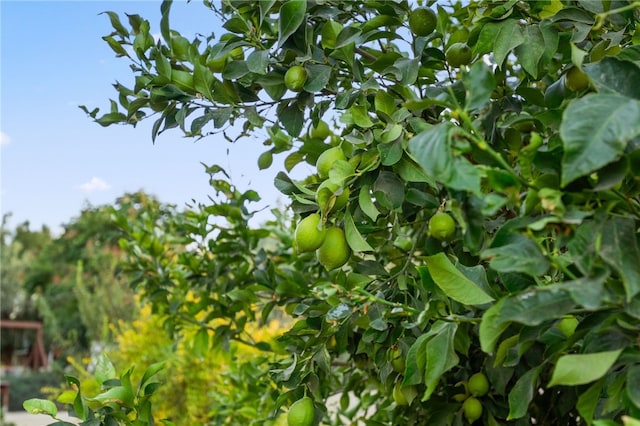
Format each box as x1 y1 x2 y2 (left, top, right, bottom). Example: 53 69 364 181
85 0 640 424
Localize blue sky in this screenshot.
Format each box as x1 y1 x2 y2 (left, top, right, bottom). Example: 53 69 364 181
1 1 301 234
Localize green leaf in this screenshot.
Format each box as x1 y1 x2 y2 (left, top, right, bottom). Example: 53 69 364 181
194 62 214 101
482 232 549 276
423 322 459 401
548 349 623 387
464 61 495 112
279 104 304 137
358 185 380 221
600 217 640 300
102 36 129 57
304 64 332 92
278 0 306 47
247 50 269 75
508 366 542 420
498 288 574 326
514 25 545 78
344 209 374 252
23 398 58 417
321 21 342 50
560 93 640 186
408 123 481 195
95 353 117 385
577 380 604 425
403 333 430 386
475 20 524 67
90 385 135 407
479 298 509 354
585 57 640 100
375 90 396 118
424 253 494 306
100 11 129 37
627 366 640 410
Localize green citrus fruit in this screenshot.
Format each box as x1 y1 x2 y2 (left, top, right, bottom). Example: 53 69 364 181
428 212 456 241
564 67 590 92
206 54 228 73
462 397 483 423
309 121 331 140
294 213 326 253
317 227 351 271
229 46 244 60
393 382 409 406
316 147 346 178
287 396 315 426
284 65 307 92
557 315 579 337
447 28 470 47
446 43 473 67
409 7 437 37
390 346 405 373
468 372 489 397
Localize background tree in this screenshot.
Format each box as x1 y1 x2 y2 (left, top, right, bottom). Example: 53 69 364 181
87 0 640 425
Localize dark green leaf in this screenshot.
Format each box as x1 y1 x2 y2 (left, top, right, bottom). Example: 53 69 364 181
408 123 482 195
482 232 550 276
279 104 304 137
514 25 545 78
247 50 269 75
464 61 495 112
600 217 640 300
507 366 542 420
584 57 640 100
304 64 332 92
560 93 640 186
278 0 306 47
423 322 459 401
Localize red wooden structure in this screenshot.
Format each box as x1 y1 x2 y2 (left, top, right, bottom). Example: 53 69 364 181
0 320 48 370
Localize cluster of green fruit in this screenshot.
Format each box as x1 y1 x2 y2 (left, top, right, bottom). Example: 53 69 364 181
453 372 490 424
408 7 473 68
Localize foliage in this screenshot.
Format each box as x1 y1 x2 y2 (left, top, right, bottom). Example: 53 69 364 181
108 300 286 425
24 353 164 426
3 370 64 412
87 0 640 425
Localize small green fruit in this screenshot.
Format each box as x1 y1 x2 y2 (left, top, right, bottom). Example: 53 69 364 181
468 372 489 397
564 67 590 92
317 227 351 270
428 212 456 241
309 120 331 140
446 43 472 67
408 7 437 37
284 65 307 92
316 147 346 178
462 397 483 423
287 396 314 426
294 213 326 253
393 382 409 406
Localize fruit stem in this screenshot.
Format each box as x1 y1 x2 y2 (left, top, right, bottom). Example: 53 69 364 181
594 2 640 30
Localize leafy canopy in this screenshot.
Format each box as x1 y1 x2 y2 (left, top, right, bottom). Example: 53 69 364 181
84 0 640 424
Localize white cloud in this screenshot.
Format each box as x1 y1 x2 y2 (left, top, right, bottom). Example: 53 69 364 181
79 177 111 193
0 131 11 146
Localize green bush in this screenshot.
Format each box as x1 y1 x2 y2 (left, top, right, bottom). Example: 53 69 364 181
4 369 63 411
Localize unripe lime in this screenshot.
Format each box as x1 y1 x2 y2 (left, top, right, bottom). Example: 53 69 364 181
390 347 405 373
316 147 346 178
462 397 483 423
564 67 590 92
408 7 437 37
393 382 409 406
309 120 331 140
284 65 307 92
317 227 351 270
446 43 473 67
468 372 489 397
287 396 314 426
206 54 228 73
229 46 244 60
428 212 456 241
294 213 326 253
